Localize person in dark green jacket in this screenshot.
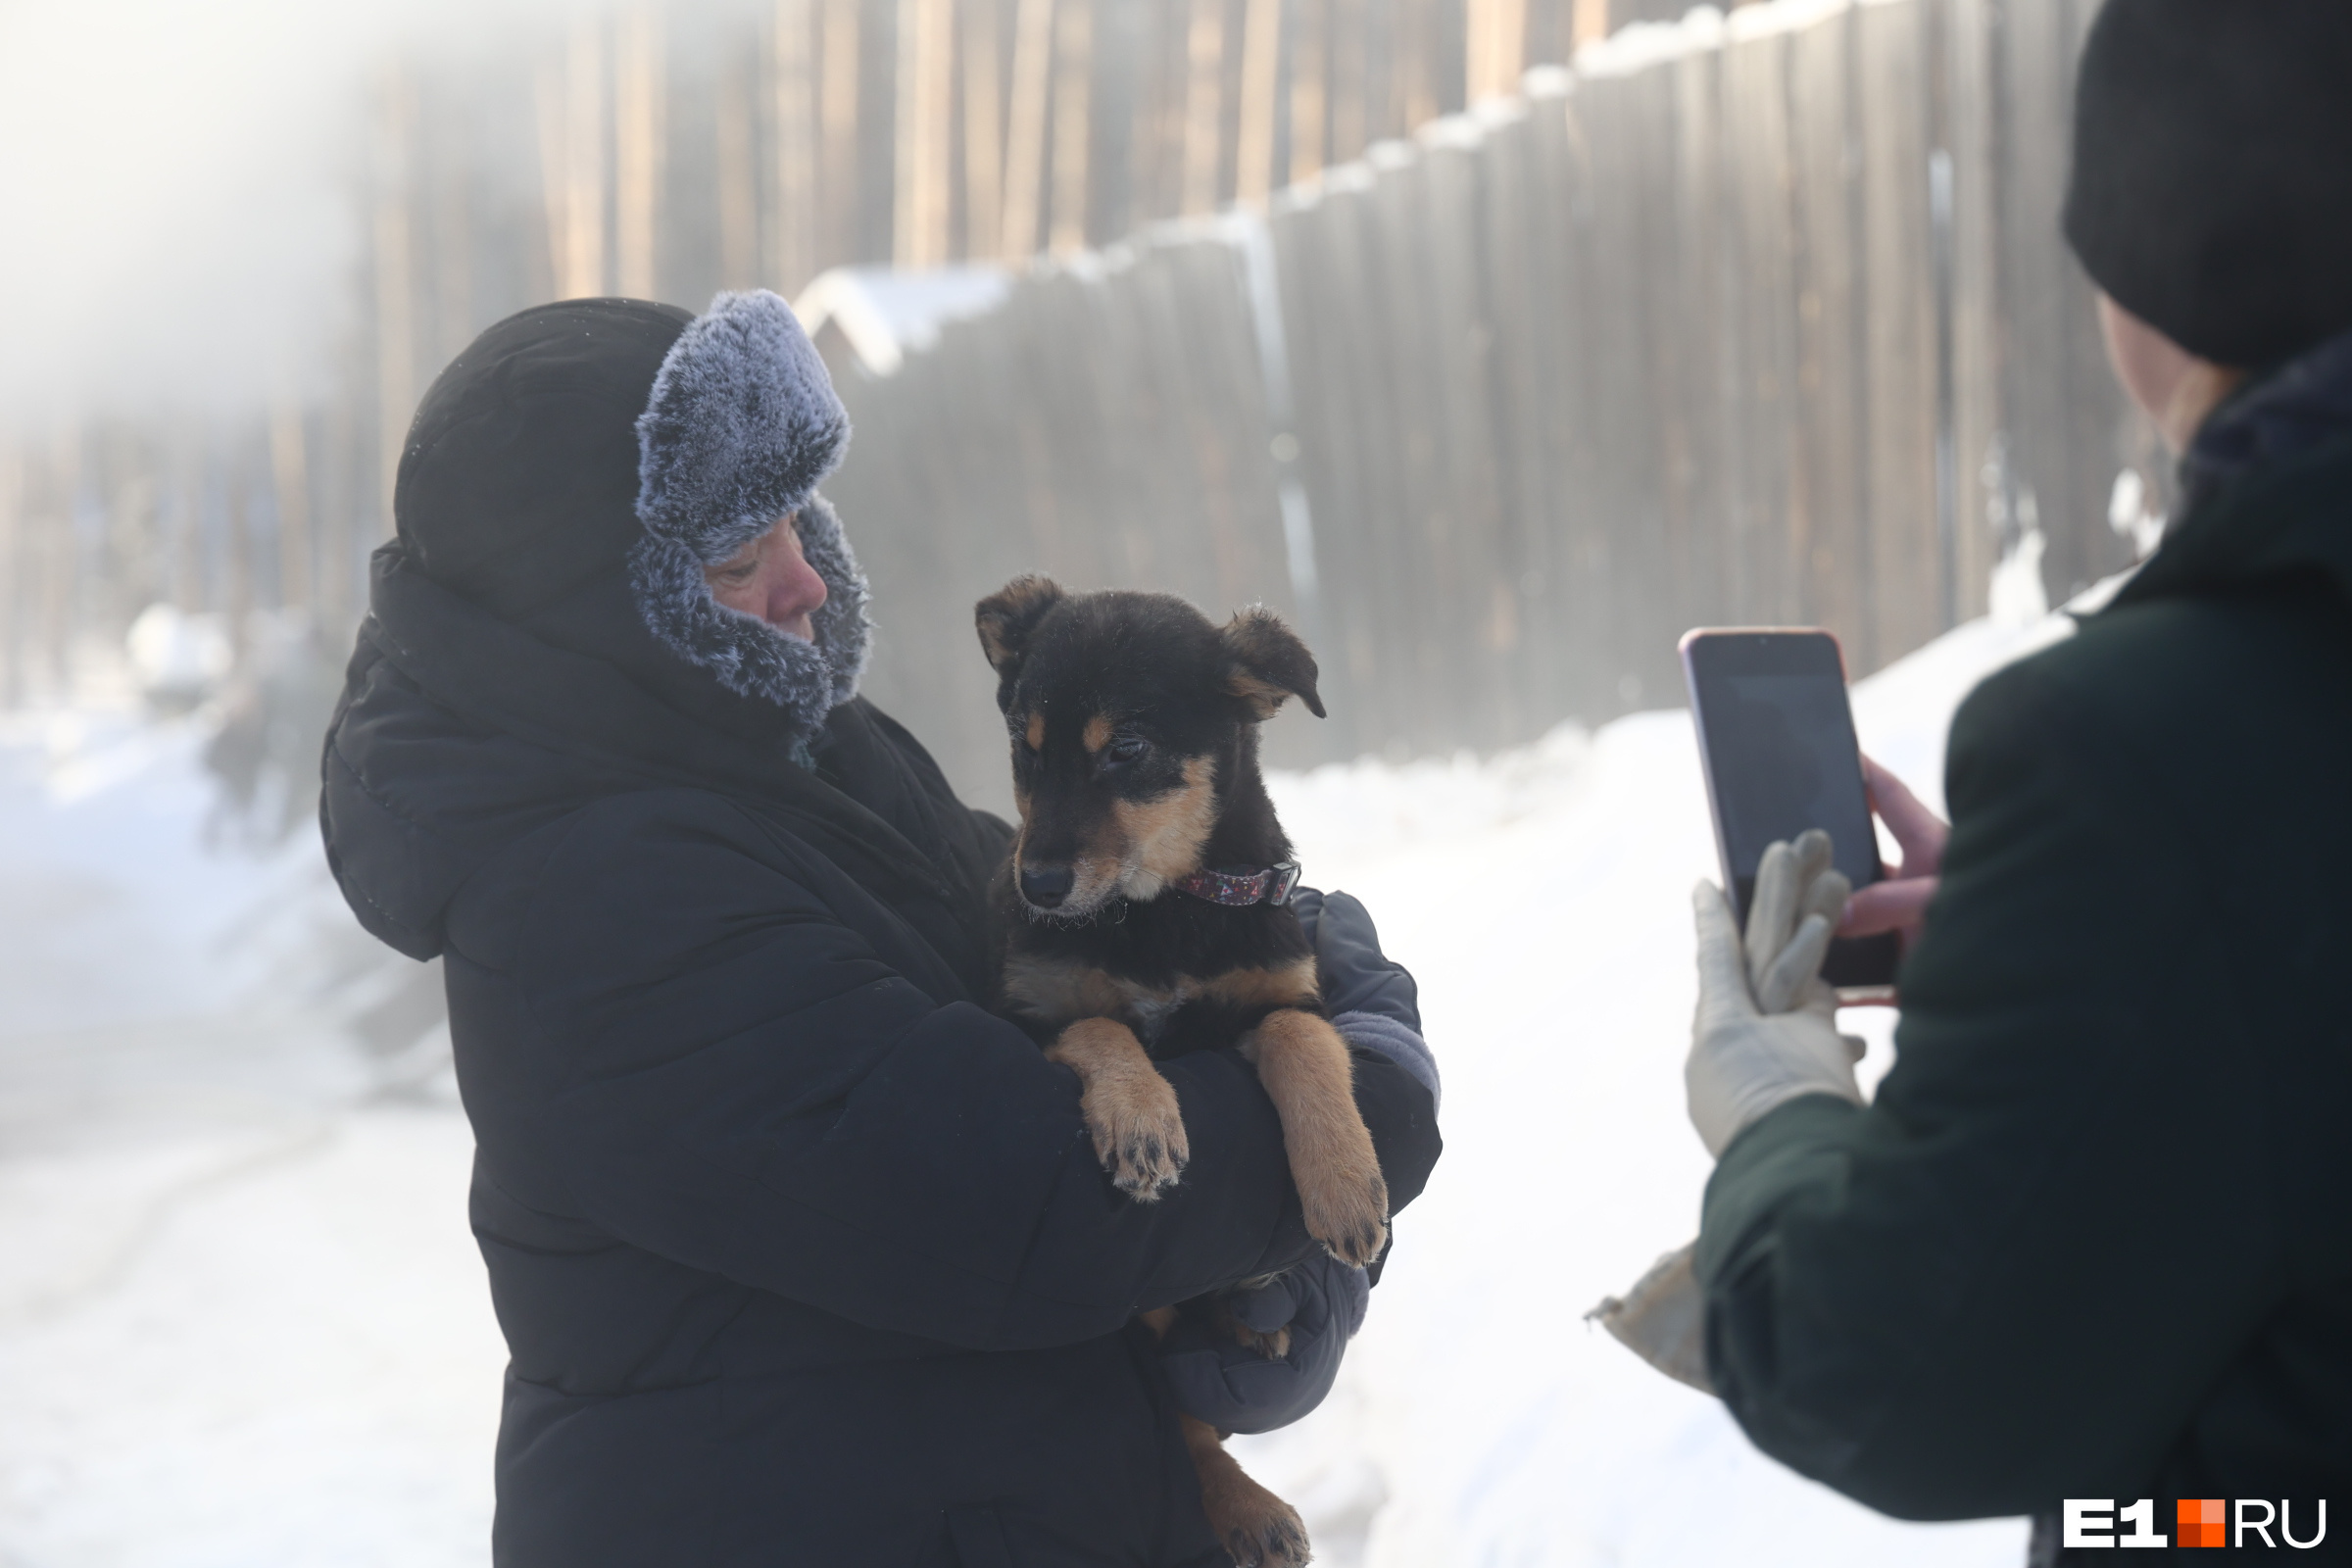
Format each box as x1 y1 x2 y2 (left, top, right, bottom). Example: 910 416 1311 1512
1683 2 2352 1559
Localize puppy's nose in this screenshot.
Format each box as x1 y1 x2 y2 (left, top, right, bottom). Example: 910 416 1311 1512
1020 864 1075 907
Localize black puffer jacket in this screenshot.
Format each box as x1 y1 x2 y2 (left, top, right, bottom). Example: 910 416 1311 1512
322 299 1440 1567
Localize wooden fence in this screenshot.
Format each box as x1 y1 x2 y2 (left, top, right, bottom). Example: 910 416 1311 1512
834 0 2165 807
2 0 2158 801
0 0 1663 710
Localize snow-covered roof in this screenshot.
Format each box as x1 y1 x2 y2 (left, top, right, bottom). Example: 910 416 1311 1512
790 266 1012 377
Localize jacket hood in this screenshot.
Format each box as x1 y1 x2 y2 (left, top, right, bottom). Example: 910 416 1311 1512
393 292 864 748
2111 328 2352 615
323 547 968 963
333 292 920 962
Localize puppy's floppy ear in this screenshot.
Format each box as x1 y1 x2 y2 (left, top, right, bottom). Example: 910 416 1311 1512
975 575 1064 685
1220 607 1325 720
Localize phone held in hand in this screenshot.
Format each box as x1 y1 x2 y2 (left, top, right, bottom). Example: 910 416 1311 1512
1680 627 1901 999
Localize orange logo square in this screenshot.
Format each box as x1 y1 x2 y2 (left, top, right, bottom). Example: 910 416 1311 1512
2177 1497 2227 1548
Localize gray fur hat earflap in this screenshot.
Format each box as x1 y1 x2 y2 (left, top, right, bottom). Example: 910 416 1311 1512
628 289 871 736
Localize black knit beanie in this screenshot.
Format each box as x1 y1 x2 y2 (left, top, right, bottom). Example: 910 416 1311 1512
2064 0 2352 368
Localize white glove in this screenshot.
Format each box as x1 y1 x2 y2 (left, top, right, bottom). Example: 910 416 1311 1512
1597 833 1866 1395
1686 829 1866 1159
1589 1242 1714 1395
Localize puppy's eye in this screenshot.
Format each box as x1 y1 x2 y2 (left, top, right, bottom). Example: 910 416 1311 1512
1104 736 1151 766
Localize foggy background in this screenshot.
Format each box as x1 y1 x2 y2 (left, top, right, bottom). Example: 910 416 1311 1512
0 0 2163 801
3 0 2133 1562
0 0 594 422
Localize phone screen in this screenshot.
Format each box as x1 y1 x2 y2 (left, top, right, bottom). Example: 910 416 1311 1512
1682 629 1900 990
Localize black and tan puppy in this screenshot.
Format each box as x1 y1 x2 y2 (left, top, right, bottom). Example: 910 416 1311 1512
975 574 1389 1568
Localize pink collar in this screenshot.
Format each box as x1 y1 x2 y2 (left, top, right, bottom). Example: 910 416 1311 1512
1168 860 1302 906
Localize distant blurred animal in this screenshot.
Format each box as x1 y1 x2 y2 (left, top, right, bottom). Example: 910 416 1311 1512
203 612 344 847
974 575 1388 1568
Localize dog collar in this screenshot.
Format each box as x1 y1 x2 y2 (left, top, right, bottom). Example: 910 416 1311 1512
1169 860 1302 907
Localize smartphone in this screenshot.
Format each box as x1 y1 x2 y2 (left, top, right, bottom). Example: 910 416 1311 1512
1680 627 1901 996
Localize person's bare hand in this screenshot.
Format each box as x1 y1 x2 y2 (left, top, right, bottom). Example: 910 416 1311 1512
1837 756 1948 948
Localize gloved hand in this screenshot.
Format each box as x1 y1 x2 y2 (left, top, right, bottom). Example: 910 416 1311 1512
1589 1242 1713 1395
1686 829 1867 1158
1161 1253 1371 1435
1292 887 1440 1110
1597 831 1868 1394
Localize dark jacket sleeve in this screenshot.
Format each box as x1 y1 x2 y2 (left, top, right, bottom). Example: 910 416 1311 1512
1694 655 2279 1519
489 792 1439 1354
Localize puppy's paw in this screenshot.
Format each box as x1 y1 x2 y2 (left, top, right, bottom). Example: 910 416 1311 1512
1300 1165 1389 1269
1107 1123 1190 1201
1083 1074 1191 1201
1217 1496 1312 1568
1184 1409 1310 1567
1237 1323 1292 1360
1200 1282 1293 1359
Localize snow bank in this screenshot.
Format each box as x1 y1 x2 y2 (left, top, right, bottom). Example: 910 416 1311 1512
0 604 2079 1567
0 704 490 1567
0 705 404 1046
0 1111 503 1568
1236 611 2073 1568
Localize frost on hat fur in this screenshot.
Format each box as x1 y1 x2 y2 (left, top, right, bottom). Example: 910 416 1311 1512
627 289 869 736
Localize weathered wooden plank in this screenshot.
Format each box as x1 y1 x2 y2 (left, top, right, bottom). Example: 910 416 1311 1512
1722 34 1796 638
1283 204 1355 753
1500 75 1579 734
1416 116 1514 749
1857 0 1942 666
1364 145 1465 750
1469 102 1550 741
1596 60 1682 712
1545 83 1621 725
1991 0 2133 606
1335 153 1425 756
1667 40 1727 640
1942 0 2000 621
1787 5 1870 665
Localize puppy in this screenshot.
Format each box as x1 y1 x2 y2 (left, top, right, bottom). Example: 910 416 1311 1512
974 575 1390 1568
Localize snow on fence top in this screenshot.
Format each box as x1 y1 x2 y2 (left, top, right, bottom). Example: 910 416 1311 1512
826 0 2155 811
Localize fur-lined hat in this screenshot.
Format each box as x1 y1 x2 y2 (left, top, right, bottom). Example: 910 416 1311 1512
392 291 870 743
630 290 868 736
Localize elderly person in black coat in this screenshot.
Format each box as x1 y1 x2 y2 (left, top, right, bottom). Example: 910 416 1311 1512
320 293 1441 1566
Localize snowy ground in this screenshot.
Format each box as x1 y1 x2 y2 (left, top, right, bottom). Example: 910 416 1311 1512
0 710 496 1568
0 609 2071 1567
